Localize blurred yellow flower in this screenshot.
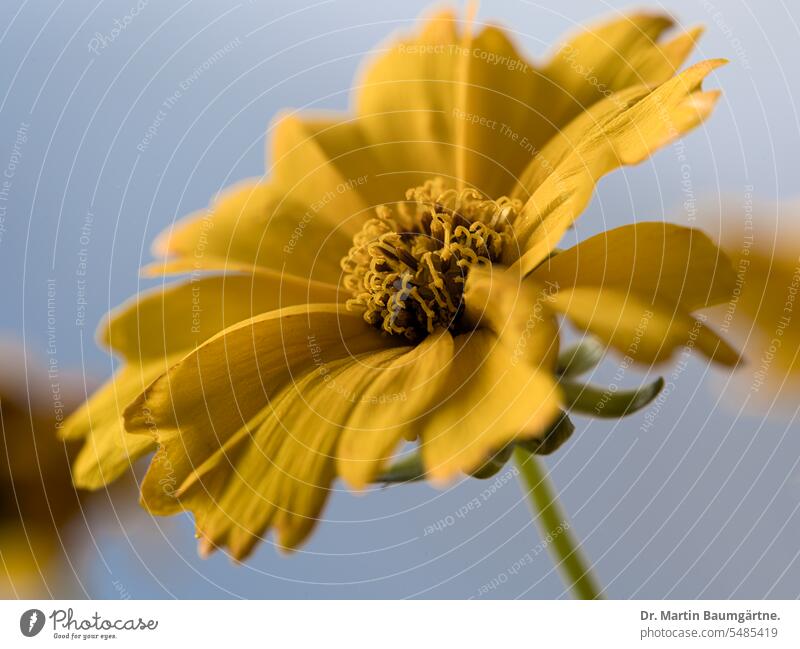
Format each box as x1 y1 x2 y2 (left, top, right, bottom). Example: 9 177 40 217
0 343 83 596
65 8 739 559
707 198 800 410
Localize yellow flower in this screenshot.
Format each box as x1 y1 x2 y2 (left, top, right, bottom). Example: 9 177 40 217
65 8 739 558
0 343 83 596
707 200 800 410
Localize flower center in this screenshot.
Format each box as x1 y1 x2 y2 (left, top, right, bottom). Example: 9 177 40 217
341 178 522 340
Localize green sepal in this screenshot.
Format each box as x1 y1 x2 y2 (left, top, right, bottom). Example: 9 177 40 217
556 338 605 378
469 444 515 479
561 377 665 418
376 410 579 484
375 452 426 484
517 411 575 456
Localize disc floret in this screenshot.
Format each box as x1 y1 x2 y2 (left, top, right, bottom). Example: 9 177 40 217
342 178 522 340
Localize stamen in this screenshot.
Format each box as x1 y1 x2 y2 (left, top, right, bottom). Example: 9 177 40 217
341 178 522 340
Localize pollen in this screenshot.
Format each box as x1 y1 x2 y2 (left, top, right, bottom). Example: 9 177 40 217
341 178 522 340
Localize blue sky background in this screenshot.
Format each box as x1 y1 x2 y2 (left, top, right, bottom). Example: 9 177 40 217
1 0 799 598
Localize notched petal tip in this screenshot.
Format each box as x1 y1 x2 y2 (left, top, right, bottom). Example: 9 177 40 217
198 536 217 559
684 89 722 115
123 390 156 436
702 326 742 368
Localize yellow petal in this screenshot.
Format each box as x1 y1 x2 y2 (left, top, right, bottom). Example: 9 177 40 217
139 400 270 519
129 304 398 557
463 264 560 371
420 330 561 482
145 348 406 557
455 23 541 196
100 273 340 362
70 417 154 491
507 60 725 274
153 180 350 281
269 114 371 239
336 328 455 489
172 365 345 557
462 15 694 190
510 85 649 202
402 11 701 197
262 350 408 551
141 258 268 278
279 115 454 217
354 9 460 181
542 285 739 366
531 222 736 312
62 360 175 489
541 13 675 123
153 180 273 270
125 304 395 469
69 273 340 489
615 26 705 88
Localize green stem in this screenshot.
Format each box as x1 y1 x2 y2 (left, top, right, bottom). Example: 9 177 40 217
513 446 604 599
